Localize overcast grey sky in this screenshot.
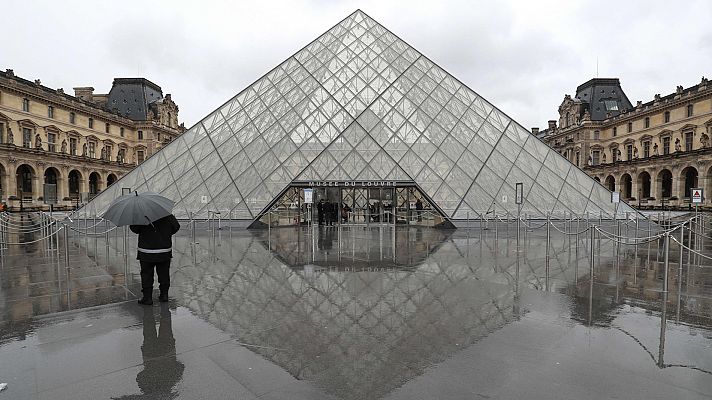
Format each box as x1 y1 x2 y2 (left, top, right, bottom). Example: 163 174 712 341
3 0 711 130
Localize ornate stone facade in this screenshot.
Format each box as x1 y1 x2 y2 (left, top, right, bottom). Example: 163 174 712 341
537 77 712 210
0 69 186 210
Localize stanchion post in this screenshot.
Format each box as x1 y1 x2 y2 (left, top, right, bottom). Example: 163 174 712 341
123 226 129 284
588 226 595 326
64 224 71 308
659 232 670 367
687 218 692 277
546 213 550 291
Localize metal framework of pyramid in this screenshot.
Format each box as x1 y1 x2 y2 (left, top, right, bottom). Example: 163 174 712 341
85 10 634 223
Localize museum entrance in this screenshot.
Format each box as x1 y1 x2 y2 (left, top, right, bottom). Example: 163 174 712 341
314 186 394 225
253 182 447 228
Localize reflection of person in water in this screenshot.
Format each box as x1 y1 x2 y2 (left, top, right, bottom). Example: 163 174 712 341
317 199 325 225
113 304 184 399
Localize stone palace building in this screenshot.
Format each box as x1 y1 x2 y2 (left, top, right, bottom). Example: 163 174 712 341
0 69 185 209
537 77 712 210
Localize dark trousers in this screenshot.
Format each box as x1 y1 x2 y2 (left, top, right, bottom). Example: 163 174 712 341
140 260 171 294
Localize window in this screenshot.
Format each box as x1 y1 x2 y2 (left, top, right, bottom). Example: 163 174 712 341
88 118 93 129
105 123 110 133
663 136 671 155
88 141 95 158
0 122 4 143
627 122 632 133
593 130 600 140
575 151 580 166
22 98 30 112
22 128 32 148
69 138 77 156
47 133 56 152
685 132 693 151
611 148 617 162
138 130 143 140
592 150 600 166
613 127 617 137
47 105 54 118
644 117 650 128
69 112 75 124
643 141 650 158
137 150 145 164
604 100 619 111
687 104 694 117
664 111 670 123
119 127 124 137
117 148 126 163
104 145 112 161
626 144 633 160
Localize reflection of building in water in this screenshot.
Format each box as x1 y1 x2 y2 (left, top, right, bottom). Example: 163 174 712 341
169 231 518 400
252 226 452 268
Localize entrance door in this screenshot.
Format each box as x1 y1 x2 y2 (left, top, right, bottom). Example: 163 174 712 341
367 187 394 224
340 187 367 224
314 187 340 225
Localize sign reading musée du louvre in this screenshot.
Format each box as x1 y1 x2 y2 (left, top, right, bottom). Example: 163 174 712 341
300 181 402 187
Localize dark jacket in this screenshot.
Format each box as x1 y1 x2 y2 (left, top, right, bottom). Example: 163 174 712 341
130 214 181 262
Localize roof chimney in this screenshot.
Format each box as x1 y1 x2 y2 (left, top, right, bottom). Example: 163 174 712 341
5 69 13 78
531 127 539 135
548 120 557 130
73 87 95 102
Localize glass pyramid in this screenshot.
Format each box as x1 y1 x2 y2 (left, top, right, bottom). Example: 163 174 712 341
84 10 635 223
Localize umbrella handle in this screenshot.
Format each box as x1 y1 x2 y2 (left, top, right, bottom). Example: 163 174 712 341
145 215 156 229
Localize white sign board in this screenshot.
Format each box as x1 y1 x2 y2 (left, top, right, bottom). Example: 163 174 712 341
304 188 314 204
611 192 620 203
692 188 704 204
43 184 57 204
515 183 523 205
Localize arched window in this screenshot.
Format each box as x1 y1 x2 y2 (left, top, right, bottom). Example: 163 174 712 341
681 167 698 198
68 170 81 199
16 164 34 197
89 172 100 196
658 169 673 198
638 172 651 199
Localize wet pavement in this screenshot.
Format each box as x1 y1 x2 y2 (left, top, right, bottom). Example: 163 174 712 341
1 214 712 399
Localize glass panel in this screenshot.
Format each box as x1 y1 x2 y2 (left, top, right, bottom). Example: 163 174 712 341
399 150 426 178
474 166 504 197
514 149 542 179
145 166 175 194
526 183 556 216
464 183 494 215
467 134 493 163
166 151 194 180
439 135 465 163
495 135 522 162
189 136 216 163
535 166 565 200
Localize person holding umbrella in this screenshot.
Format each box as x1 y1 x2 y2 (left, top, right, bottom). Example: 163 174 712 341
103 191 180 305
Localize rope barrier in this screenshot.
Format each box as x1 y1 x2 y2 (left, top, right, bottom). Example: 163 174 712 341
548 221 591 236
670 235 712 263
0 225 64 246
595 227 669 245
62 223 120 236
